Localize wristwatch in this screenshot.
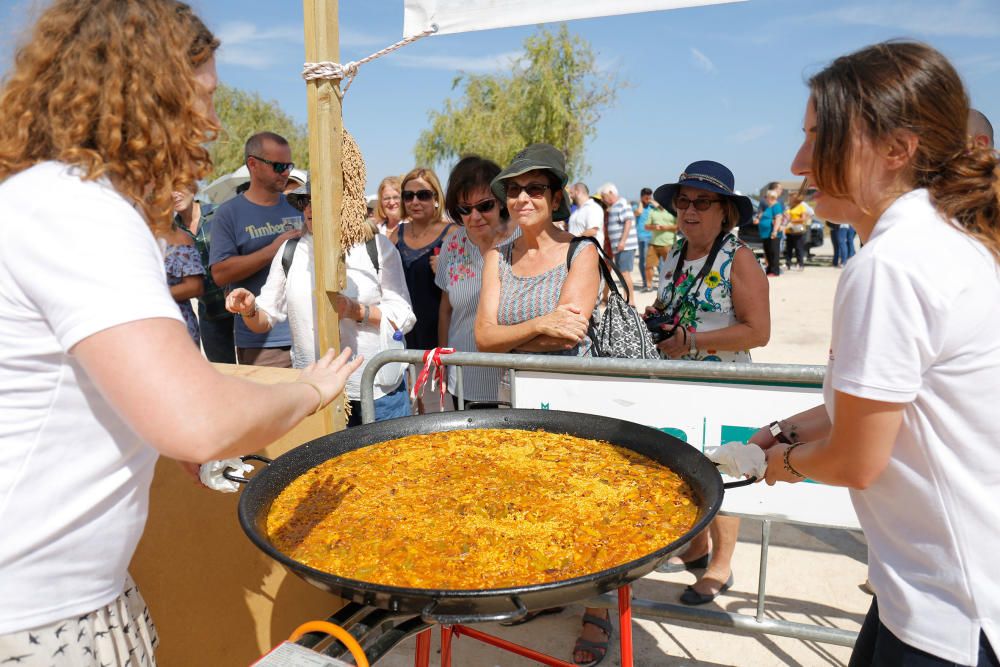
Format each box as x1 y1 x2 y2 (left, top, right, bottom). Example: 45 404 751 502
768 421 793 445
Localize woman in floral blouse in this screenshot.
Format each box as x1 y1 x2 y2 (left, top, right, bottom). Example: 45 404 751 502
646 160 770 607
158 220 205 346
436 156 517 407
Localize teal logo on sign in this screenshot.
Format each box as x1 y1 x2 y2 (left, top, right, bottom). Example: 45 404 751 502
540 403 549 410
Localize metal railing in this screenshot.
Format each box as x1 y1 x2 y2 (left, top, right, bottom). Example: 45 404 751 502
359 350 858 649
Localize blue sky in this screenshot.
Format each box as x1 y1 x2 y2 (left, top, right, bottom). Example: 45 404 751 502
1 0 998 199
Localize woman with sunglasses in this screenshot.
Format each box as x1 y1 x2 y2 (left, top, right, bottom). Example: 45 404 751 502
475 144 608 667
396 168 452 353
225 183 416 425
436 156 517 408
760 42 1000 666
375 175 404 244
646 161 770 606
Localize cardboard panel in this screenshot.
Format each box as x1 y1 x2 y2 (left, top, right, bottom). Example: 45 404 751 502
130 364 345 666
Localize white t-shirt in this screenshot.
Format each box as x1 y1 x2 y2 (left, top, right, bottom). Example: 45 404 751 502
256 234 415 399
567 198 605 248
0 162 183 634
824 189 1000 664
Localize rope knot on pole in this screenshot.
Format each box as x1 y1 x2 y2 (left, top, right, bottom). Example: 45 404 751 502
301 24 438 94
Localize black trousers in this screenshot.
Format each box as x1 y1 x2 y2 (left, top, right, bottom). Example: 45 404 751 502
850 598 998 667
762 237 781 275
784 233 806 269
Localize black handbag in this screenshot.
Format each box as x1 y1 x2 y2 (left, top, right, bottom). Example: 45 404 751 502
568 237 658 359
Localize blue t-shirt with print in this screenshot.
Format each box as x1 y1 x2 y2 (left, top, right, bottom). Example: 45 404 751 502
208 194 302 348
758 201 785 238
634 203 653 242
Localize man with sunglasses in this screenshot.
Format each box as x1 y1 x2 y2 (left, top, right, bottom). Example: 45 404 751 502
208 131 303 367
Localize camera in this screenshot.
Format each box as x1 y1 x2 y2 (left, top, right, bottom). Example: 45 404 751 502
644 310 680 344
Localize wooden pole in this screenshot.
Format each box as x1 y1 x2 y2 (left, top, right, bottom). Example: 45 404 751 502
303 0 347 432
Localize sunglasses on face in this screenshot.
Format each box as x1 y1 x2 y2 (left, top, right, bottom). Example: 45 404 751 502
402 189 435 202
456 198 498 217
674 195 722 211
505 182 551 199
289 197 310 212
250 155 294 174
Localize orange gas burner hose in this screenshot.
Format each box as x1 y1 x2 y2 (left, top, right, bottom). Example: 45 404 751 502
287 621 370 667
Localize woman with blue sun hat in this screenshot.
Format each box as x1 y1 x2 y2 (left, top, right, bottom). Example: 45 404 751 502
646 160 771 605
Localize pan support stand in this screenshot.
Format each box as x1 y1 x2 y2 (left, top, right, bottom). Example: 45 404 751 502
418 585 634 667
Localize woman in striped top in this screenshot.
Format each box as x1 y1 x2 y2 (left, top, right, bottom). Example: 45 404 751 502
436 156 517 407
475 144 609 667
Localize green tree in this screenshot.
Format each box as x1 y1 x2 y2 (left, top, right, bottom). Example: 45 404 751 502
207 84 310 181
415 24 620 178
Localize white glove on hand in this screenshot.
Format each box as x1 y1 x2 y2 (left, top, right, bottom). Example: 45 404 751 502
199 458 253 493
707 442 766 479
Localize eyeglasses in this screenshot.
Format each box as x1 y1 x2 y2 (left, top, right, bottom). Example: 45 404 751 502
250 155 294 174
455 198 498 217
289 197 310 212
402 189 435 202
505 183 551 199
674 195 722 211
381 195 401 203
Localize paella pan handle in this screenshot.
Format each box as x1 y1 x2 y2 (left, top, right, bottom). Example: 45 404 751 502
712 461 758 489
420 596 528 625
222 454 273 484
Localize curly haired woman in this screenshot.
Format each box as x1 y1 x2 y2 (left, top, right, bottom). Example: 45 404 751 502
0 2 360 664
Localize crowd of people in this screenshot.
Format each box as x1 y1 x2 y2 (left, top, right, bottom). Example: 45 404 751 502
0 1 998 666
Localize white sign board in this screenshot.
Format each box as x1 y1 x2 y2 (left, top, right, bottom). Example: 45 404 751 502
513 371 860 531
404 0 745 37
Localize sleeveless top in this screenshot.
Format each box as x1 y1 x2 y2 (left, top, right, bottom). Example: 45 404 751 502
497 240 592 357
656 232 752 362
396 222 452 350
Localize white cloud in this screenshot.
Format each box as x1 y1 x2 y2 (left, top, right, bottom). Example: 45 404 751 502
811 0 1000 38
215 22 389 68
690 47 717 74
389 50 523 73
957 53 1000 75
217 21 304 46
731 125 772 144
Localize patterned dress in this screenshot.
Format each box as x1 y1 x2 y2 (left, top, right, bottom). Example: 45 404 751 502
163 242 205 345
655 232 753 362
434 225 519 402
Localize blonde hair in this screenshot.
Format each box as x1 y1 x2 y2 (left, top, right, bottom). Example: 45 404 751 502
376 175 402 222
400 167 445 225
0 0 220 233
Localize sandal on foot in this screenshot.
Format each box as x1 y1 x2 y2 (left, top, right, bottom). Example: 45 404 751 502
498 606 565 627
656 550 711 573
680 573 734 606
573 612 613 666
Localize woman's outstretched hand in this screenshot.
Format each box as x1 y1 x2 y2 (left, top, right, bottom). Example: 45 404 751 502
297 347 364 412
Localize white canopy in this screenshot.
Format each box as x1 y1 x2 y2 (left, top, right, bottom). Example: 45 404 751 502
403 0 744 37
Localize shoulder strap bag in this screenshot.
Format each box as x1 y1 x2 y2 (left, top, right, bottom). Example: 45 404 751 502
568 236 658 360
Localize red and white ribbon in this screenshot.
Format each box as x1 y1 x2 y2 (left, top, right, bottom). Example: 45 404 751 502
410 347 455 410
